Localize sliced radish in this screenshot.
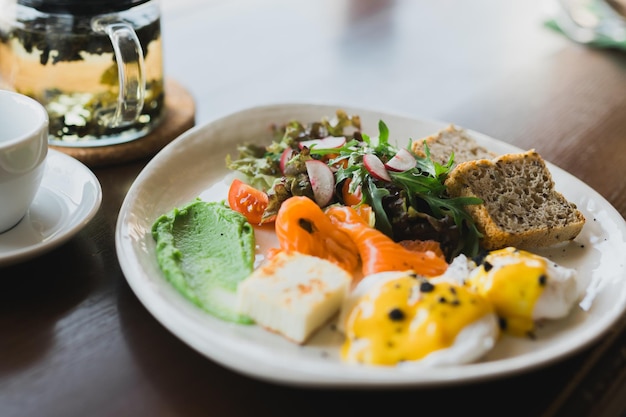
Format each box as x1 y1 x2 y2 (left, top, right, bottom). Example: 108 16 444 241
279 147 295 174
298 136 346 150
363 153 392 182
305 159 335 207
385 148 416 172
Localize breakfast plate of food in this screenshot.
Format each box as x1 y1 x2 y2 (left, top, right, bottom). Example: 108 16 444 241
115 103 626 387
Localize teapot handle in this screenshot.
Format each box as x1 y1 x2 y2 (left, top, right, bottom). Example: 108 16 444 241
91 19 146 128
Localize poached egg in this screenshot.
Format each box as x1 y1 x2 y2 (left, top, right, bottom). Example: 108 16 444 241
466 247 579 337
339 270 499 367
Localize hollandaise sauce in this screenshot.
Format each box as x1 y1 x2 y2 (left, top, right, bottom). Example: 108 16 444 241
341 274 493 365
467 247 548 337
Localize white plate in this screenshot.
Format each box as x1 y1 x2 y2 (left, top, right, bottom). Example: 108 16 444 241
115 103 626 388
0 149 102 267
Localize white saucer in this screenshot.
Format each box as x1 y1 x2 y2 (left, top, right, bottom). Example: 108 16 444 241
0 149 102 267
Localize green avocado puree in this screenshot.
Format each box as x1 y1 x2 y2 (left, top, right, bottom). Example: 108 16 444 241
151 199 254 324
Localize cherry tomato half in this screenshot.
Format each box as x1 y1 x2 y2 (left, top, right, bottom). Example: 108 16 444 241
341 178 363 206
227 179 274 225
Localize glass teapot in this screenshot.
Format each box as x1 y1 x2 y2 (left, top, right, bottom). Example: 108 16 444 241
0 0 164 147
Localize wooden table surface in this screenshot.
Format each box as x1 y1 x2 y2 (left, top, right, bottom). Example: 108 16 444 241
2 0 626 416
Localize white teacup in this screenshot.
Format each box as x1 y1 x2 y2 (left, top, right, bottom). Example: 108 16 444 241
0 90 48 233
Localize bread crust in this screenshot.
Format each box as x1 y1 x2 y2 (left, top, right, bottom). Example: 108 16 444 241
444 150 585 250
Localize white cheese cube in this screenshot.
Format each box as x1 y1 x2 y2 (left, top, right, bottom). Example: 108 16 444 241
236 251 353 344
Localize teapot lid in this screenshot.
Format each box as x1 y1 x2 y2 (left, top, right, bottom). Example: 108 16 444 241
18 0 152 14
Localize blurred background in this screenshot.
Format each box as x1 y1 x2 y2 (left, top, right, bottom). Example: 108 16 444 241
160 0 575 131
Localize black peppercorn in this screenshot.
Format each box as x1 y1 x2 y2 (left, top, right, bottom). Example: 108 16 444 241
538 274 547 286
388 308 405 321
420 281 435 293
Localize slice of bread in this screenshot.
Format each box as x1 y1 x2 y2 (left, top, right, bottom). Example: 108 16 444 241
444 150 585 250
411 124 497 166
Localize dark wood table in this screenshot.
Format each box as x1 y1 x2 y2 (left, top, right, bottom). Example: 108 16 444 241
2 1 625 416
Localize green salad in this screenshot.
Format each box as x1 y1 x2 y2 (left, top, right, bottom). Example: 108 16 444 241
226 110 482 260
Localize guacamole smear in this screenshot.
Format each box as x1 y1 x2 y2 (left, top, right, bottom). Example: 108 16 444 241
151 199 255 324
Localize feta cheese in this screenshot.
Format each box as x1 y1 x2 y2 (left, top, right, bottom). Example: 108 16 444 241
236 251 353 344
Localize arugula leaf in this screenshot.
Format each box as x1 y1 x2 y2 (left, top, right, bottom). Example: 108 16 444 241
390 170 446 195
364 176 393 237
414 140 454 178
378 120 389 143
419 194 483 256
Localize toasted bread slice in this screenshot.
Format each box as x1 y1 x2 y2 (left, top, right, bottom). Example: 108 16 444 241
444 150 585 250
411 124 496 166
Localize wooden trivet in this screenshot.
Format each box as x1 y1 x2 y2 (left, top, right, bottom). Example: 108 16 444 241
50 78 196 167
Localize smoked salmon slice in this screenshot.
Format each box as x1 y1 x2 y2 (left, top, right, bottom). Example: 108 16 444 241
399 239 446 260
274 196 360 274
325 205 448 277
